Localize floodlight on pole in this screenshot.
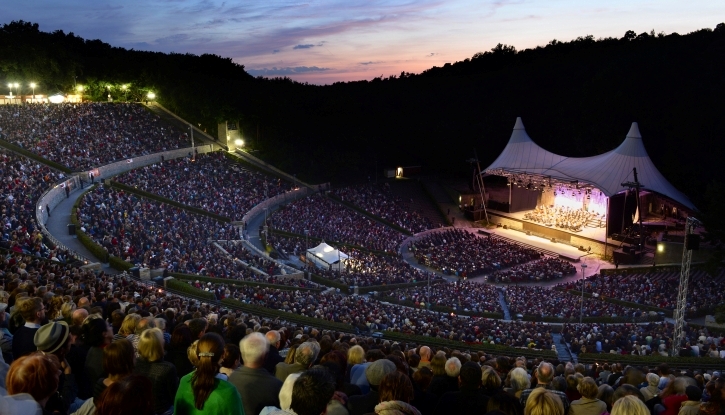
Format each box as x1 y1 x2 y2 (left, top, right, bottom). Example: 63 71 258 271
76 85 84 102
30 82 36 101
121 84 128 101
147 92 156 100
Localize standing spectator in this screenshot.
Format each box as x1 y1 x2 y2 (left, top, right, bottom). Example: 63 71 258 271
275 341 320 382
83 315 113 395
96 374 155 415
173 332 243 415
348 359 397 415
263 330 285 375
520 362 570 415
434 361 489 415
640 373 660 402
34 321 77 414
428 354 459 399
5 352 61 413
524 388 564 415
166 324 195 378
373 371 421 415
229 332 282 415
569 377 606 415
679 385 702 415
135 328 178 415
611 395 649 415
12 297 45 359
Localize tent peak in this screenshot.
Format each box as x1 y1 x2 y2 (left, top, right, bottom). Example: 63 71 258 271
514 117 525 130
627 122 642 139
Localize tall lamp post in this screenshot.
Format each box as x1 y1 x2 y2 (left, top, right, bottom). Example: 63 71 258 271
580 263 588 324
304 229 309 270
29 82 36 102
121 84 128 101
76 85 84 102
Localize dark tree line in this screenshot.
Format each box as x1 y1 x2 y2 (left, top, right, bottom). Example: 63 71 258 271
1 21 725 224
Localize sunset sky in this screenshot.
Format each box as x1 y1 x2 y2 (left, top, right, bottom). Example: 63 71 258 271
1 0 722 84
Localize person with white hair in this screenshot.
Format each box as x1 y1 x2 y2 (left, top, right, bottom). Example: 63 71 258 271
507 367 531 399
229 332 283 415
640 373 660 401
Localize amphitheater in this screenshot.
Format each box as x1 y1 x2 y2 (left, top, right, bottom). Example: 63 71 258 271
3 100 724 377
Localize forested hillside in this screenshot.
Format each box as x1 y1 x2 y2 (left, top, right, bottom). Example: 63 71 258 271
1 21 724 214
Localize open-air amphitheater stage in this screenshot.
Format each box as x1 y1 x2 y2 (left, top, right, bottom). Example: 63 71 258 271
483 207 613 258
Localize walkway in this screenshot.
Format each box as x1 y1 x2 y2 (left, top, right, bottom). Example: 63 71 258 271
552 333 574 363
497 288 512 320
44 183 118 271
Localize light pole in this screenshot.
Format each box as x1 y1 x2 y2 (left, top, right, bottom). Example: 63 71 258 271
304 229 309 269
580 263 588 324
121 84 128 101
76 85 84 102
12 83 18 103
29 82 36 102
189 124 195 161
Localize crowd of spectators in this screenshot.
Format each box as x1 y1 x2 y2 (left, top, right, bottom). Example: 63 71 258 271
556 270 725 315
503 286 642 319
269 193 406 253
0 147 78 263
330 183 435 233
2 243 725 414
266 234 435 287
384 281 503 314
0 103 191 171
560 321 725 357
411 230 541 277
488 257 577 283
76 185 239 270
116 151 291 221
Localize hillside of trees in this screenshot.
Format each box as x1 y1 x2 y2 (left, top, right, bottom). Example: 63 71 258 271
1 21 724 215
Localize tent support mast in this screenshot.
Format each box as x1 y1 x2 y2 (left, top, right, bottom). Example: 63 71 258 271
472 150 489 225
622 167 645 251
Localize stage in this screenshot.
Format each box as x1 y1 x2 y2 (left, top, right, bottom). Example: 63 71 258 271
483 208 614 257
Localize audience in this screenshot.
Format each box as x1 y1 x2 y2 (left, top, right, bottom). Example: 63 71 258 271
331 183 434 233
269 193 406 253
0 103 190 171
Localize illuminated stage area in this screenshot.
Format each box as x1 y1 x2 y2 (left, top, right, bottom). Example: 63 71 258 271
479 118 696 260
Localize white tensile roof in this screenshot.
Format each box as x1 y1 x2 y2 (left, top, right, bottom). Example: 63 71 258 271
306 242 348 264
485 117 567 176
485 118 695 210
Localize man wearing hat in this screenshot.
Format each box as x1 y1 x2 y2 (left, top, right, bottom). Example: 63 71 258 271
348 359 397 415
35 321 77 414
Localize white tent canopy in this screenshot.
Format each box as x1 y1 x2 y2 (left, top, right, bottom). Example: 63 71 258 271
485 118 695 210
306 242 349 271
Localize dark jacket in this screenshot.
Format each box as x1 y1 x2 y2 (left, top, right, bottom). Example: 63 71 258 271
134 358 179 414
275 361 307 382
348 390 380 415
228 366 283 415
434 386 489 415
263 345 285 375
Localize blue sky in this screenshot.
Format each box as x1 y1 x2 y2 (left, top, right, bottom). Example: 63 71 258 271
1 0 722 84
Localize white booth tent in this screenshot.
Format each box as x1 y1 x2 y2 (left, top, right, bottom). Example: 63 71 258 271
485 118 695 210
306 242 349 272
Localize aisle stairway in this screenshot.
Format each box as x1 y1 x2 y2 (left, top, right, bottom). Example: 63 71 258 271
497 288 512 320
552 333 575 363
